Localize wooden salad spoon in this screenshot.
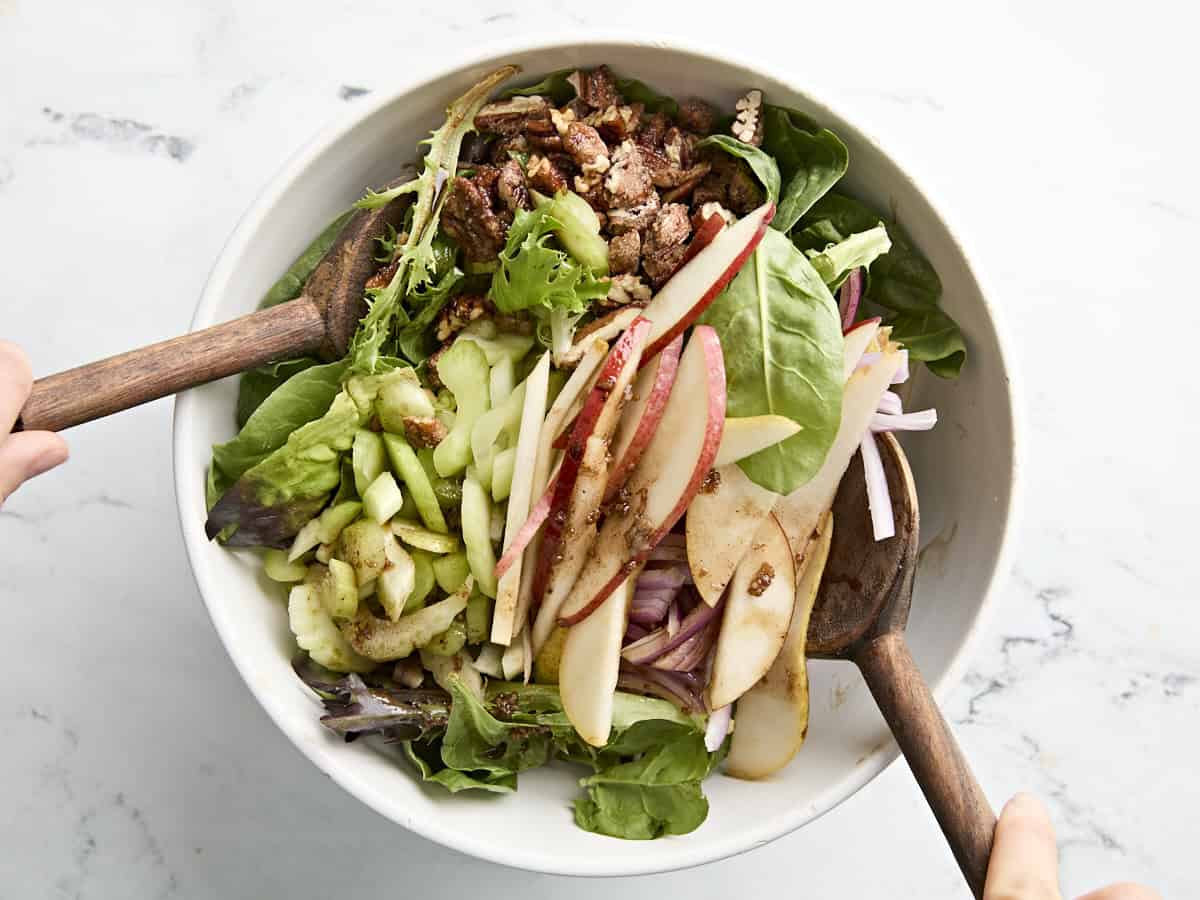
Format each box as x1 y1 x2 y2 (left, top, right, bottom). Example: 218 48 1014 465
808 431 996 898
15 194 409 433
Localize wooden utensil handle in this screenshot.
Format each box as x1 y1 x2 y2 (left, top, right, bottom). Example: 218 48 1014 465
16 298 327 433
857 632 996 899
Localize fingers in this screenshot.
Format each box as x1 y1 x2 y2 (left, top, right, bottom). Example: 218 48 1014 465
0 429 69 505
984 793 1063 900
1076 884 1163 900
0 340 34 433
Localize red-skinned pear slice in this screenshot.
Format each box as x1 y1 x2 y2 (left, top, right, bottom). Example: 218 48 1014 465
603 334 684 503
490 352 550 645
531 319 650 651
679 212 726 267
685 462 779 607
640 202 774 358
713 415 803 468
559 574 635 747
557 326 726 626
707 512 797 709
726 511 833 779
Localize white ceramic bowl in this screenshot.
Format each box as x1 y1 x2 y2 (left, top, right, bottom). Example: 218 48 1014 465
174 37 1020 877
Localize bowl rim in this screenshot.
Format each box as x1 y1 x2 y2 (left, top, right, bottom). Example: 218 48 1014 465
173 31 1023 877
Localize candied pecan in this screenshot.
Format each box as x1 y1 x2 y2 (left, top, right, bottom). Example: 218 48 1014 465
725 159 765 213
603 140 654 208
641 203 693 287
441 177 507 262
550 106 577 138
639 145 711 190
642 244 689 287
489 133 530 165
590 103 642 143
660 166 712 204
607 230 641 275
663 127 686 167
635 111 670 149
693 155 764 215
563 122 610 191
496 159 530 213
425 345 447 388
470 164 501 201
525 116 563 152
676 97 717 135
365 258 400 291
603 273 652 307
475 96 552 136
435 293 491 342
526 154 568 195
607 190 660 234
568 66 619 110
459 131 492 164
402 416 448 449
731 89 764 146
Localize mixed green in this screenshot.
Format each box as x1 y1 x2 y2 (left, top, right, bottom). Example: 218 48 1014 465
205 64 962 840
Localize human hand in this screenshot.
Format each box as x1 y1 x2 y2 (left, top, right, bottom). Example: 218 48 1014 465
0 341 68 505
984 793 1160 900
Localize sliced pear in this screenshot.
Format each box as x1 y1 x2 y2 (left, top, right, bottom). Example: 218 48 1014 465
726 512 833 779
714 415 803 467
707 513 797 709
686 463 779 606
532 625 567 684
560 576 634 747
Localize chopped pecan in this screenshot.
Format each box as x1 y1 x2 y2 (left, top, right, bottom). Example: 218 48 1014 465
603 273 652 307
731 89 764 146
635 111 671 149
607 230 641 275
470 164 501 201
642 244 689 288
488 133 530 165
459 131 493 163
425 346 447 388
640 145 711 190
402 416 448 449
603 140 655 208
568 66 619 110
660 166 712 204
663 127 686 167
607 190 660 234
365 258 400 291
435 293 492 342
441 177 507 262
525 116 563 152
526 154 569 195
590 103 642 143
642 203 693 287
563 122 610 191
496 159 530 213
550 106 576 138
693 155 765 215
474 96 552 136
676 98 717 135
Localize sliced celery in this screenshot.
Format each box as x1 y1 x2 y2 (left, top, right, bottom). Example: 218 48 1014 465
466 589 493 644
432 340 491 478
378 378 436 434
461 472 498 598
308 559 358 620
377 535 415 621
264 548 307 583
316 501 362 545
336 519 389 585
363 471 405 524
423 616 468 656
489 356 516 407
431 550 471 594
470 380 525 485
382 432 448 533
491 447 516 502
392 520 461 554
407 548 436 613
288 518 322 562
352 429 386 496
535 189 608 275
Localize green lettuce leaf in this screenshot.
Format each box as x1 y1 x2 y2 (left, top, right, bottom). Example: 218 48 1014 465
761 105 848 233
396 267 465 364
490 206 610 315
440 677 554 776
402 739 516 793
258 211 355 310
697 227 844 494
696 135 781 206
235 357 321 428
795 193 966 377
500 68 576 105
805 223 892 289
613 76 678 116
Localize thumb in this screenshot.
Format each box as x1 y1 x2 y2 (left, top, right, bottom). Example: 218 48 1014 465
984 793 1062 900
0 430 69 505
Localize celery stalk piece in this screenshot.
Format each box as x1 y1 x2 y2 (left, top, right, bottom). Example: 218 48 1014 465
466 589 494 644
432 340 491 478
461 472 499 598
341 578 473 662
308 560 358 620
470 380 526 486
382 432 448 533
534 190 609 275
491 447 516 502
288 518 323 563
336 519 390 584
264 548 308 582
472 643 505 678
288 584 374 674
377 535 416 621
316 501 362 545
489 356 516 407
423 616 468 656
363 471 405 524
406 548 436 613
392 520 461 554
431 550 471 594
352 430 387 496
378 378 436 434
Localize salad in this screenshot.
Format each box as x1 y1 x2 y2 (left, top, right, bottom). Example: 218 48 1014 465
204 64 964 840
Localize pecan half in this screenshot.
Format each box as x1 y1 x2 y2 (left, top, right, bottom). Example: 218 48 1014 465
604 139 655 208
676 98 717 135
607 230 641 275
475 96 552 136
441 177 507 262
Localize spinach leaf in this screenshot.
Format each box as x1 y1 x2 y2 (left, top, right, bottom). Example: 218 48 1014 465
500 68 576 105
614 76 678 116
440 677 554 776
402 739 517 793
805 223 891 289
762 105 848 233
696 135 781 206
490 206 610 315
795 193 967 377
235 357 321 428
258 211 355 310
697 228 844 494
209 359 350 505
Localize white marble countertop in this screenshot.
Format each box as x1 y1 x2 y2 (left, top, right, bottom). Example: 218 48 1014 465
2 1 1196 896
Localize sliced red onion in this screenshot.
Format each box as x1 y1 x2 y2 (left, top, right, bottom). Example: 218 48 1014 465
624 623 649 643
617 664 703 712
636 566 690 591
839 268 863 331
667 600 680 637
891 349 910 384
871 409 937 432
854 351 882 372
630 588 672 626
647 545 689 563
622 596 724 665
652 618 718 672
704 705 732 752
877 390 903 415
860 432 895 540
